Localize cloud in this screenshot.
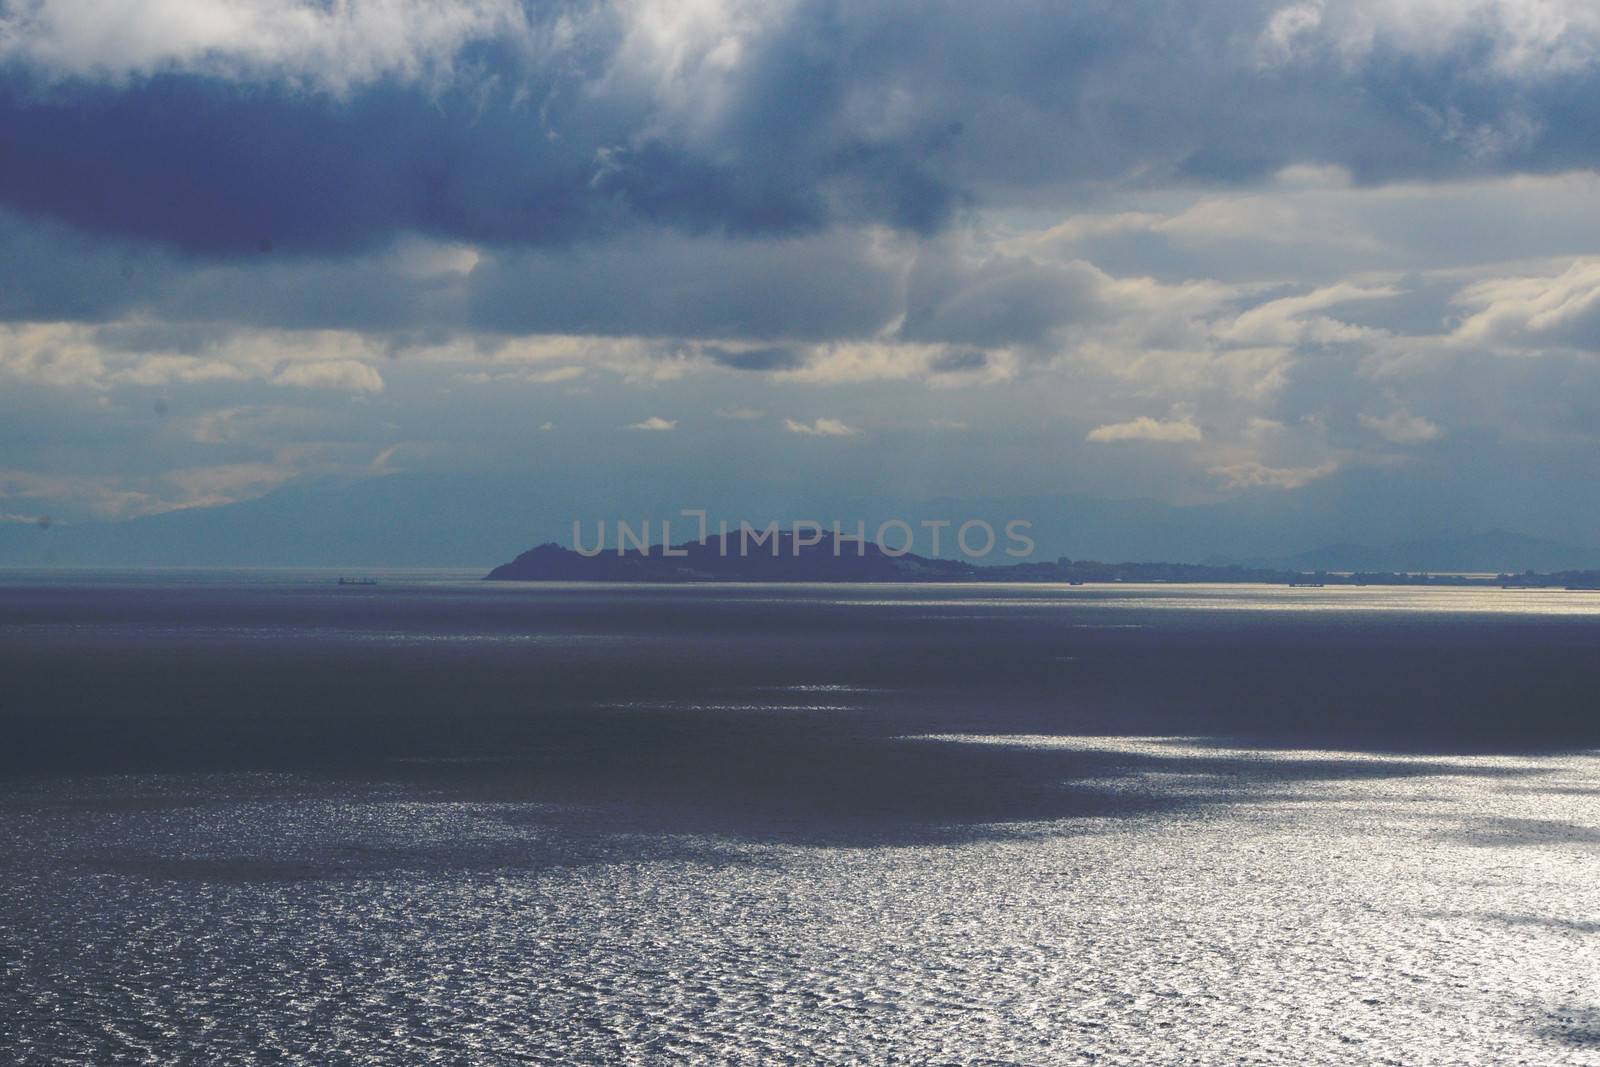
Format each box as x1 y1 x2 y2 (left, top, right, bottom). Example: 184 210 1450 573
1453 259 1600 350
524 366 586 385
0 322 108 387
1216 284 1399 347
776 341 1018 385
1208 460 1338 491
784 417 859 437
1035 171 1600 294
5 2 1600 537
0 511 54 526
704 346 806 371
624 416 677 432
0 466 161 517
1360 410 1442 444
1255 0 1600 77
465 229 905 342
0 0 534 91
899 245 1110 347
1086 416 1203 444
1256 2 1324 66
184 404 338 447
8 1 1600 258
271 359 385 392
162 461 298 509
111 355 250 386
0 318 407 394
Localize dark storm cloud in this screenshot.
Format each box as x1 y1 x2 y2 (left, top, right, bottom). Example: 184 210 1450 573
0 71 610 254
0 8 959 254
10 0 1600 549
928 348 988 374
462 229 906 340
0 204 908 343
0 209 170 320
703 345 806 371
3 1 1600 257
0 207 445 326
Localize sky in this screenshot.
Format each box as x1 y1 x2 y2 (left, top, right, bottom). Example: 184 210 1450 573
4 0 1600 562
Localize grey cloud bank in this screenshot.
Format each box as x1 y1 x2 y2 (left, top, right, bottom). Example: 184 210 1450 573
3 1 1600 561
7 1 1600 254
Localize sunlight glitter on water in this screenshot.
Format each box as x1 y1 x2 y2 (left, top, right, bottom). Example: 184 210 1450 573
6 755 1593 1062
5 745 1599 1064
5 581 1600 1063
839 583 1600 616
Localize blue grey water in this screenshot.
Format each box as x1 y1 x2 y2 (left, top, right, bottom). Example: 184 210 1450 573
2 575 1599 1063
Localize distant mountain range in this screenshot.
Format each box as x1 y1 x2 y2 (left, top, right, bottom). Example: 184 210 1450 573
4 469 1599 574
1259 529 1600 573
486 535 1600 588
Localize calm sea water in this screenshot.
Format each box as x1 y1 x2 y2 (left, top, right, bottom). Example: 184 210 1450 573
3 575 1599 1063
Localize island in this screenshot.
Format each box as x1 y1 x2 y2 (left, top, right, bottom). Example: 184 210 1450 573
485 533 1600 588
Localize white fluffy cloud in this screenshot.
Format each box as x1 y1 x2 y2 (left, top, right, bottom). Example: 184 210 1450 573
1258 0 1600 76
783 417 858 437
1215 284 1398 347
624 416 678 431
272 359 385 393
1207 460 1339 492
1453 259 1600 351
0 0 536 91
1086 416 1203 444
0 322 394 392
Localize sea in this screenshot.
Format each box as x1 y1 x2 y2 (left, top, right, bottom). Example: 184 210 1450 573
2 572 1598 1064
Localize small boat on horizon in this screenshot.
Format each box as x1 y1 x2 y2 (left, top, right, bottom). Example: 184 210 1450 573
337 577 378 586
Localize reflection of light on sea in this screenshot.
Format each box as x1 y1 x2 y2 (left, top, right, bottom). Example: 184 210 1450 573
6 746 1600 1061
600 701 862 713
4 580 1600 1062
839 587 1600 616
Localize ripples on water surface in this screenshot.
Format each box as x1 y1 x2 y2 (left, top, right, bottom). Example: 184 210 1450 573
2 576 1599 1063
